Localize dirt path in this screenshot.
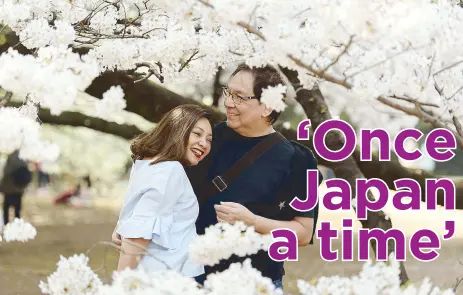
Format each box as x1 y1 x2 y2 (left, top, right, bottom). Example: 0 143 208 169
1 195 462 295
0 200 120 295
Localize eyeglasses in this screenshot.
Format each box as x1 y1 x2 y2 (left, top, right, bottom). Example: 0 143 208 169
222 87 257 105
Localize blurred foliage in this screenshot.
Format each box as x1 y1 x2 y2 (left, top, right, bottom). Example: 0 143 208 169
277 102 306 128
0 24 11 46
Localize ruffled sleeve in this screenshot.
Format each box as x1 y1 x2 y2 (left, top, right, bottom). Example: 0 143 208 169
117 211 175 249
116 161 185 250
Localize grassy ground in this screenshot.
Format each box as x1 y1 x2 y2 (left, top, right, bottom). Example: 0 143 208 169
1 192 463 295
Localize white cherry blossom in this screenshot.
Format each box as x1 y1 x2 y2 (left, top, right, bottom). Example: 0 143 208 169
2 218 37 242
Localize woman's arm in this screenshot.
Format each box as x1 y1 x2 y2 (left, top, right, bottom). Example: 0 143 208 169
117 238 150 271
116 162 187 271
215 202 314 246
112 221 122 247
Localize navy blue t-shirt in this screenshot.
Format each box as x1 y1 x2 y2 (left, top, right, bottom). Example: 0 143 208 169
188 121 315 281
195 122 295 233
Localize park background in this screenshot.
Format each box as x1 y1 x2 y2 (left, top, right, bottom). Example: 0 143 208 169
1 2 463 292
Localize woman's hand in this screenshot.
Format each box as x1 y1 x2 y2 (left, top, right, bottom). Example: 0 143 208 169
112 224 122 248
214 202 256 226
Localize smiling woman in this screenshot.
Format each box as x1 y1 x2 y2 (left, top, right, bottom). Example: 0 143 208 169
186 120 213 166
130 104 213 166
111 104 212 282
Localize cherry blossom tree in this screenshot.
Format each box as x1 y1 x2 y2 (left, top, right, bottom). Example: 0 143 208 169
1 0 463 289
1 0 462 153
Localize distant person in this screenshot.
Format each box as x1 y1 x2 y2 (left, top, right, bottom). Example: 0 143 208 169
34 162 52 197
69 176 93 208
37 164 51 188
53 176 91 207
0 150 32 225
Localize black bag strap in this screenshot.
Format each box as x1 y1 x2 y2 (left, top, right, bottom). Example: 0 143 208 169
197 131 285 204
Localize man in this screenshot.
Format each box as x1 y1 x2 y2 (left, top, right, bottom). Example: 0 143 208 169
0 150 32 226
187 64 320 288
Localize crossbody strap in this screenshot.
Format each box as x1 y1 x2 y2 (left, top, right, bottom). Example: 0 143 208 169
197 131 285 204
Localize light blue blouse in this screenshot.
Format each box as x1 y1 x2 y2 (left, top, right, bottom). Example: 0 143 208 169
116 160 204 277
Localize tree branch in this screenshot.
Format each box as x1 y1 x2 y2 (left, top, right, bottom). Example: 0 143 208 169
212 67 223 107
433 60 463 77
5 100 143 140
129 62 164 83
0 90 13 106
377 96 463 149
320 35 354 75
85 70 225 125
234 21 353 89
178 50 199 72
390 95 440 108
452 114 463 137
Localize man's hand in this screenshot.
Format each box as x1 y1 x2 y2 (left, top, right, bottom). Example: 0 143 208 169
216 203 314 245
214 202 256 226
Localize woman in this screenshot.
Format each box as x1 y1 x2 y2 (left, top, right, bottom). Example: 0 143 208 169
114 104 212 281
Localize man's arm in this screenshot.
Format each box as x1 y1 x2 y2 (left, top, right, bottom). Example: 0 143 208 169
215 202 314 246
253 215 314 246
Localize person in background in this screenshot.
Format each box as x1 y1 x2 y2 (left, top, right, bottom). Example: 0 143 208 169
35 162 51 188
0 150 32 226
53 176 92 207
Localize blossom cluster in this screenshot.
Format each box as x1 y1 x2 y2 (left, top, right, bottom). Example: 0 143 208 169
297 256 455 295
0 0 462 148
188 221 273 266
261 84 288 113
0 47 100 116
39 254 102 295
203 258 284 295
37 251 456 295
0 46 115 161
1 218 37 242
3 220 449 295
0 106 60 162
98 267 206 295
40 254 284 295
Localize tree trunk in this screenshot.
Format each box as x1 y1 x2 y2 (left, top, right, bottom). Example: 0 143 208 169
85 71 226 125
212 67 223 107
281 68 409 284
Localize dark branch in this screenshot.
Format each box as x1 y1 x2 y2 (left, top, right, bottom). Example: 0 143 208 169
377 96 463 149
0 91 13 106
6 100 143 140
178 50 199 72
129 62 164 83
390 95 440 108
